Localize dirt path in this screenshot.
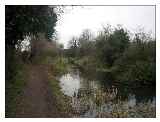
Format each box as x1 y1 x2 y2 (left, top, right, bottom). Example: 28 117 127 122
16 64 64 118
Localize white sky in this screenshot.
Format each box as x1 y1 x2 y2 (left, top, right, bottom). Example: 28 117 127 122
55 6 155 48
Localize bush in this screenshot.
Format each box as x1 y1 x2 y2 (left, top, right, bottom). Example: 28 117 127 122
114 40 155 86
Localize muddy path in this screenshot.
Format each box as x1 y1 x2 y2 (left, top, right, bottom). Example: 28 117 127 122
15 64 67 118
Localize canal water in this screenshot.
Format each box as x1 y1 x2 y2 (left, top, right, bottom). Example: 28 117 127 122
57 67 156 117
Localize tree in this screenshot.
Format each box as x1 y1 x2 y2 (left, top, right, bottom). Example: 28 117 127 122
68 36 79 57
6 5 57 49
113 32 155 86
78 29 94 57
95 26 130 67
5 5 57 81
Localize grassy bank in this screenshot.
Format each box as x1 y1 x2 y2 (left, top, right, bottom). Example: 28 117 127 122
5 63 27 117
48 74 73 117
39 56 74 116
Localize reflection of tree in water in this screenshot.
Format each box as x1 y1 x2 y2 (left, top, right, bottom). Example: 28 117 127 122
80 69 155 103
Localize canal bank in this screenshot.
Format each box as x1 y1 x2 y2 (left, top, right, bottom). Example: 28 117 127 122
56 66 156 117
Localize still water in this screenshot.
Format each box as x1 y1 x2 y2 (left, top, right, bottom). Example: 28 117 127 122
57 67 156 117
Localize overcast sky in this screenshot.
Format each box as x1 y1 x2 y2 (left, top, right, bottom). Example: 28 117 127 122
55 6 155 48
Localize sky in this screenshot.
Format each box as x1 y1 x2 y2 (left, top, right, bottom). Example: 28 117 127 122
55 6 155 48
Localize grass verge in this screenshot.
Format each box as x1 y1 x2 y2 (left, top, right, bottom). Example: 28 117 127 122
5 64 27 117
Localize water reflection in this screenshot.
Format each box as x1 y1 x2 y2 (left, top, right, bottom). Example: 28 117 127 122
58 68 155 117
128 94 136 107
59 69 80 97
59 68 100 97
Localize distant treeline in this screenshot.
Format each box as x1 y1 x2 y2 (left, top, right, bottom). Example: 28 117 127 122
66 26 156 87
